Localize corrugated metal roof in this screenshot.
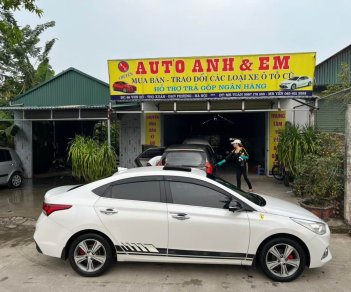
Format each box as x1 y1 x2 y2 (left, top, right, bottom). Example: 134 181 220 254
315 44 351 86
10 67 110 107
0 103 139 111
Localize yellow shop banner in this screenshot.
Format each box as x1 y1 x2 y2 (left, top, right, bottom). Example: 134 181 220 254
108 53 315 101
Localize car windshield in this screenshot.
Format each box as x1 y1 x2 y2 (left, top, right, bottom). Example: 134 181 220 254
288 77 299 81
210 176 266 206
164 151 206 167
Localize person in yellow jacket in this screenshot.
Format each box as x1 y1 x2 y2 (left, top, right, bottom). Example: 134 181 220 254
217 139 253 192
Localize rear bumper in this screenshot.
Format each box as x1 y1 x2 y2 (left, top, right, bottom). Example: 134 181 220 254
35 241 43 254
34 213 73 258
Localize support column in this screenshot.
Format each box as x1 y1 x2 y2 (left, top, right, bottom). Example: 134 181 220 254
345 105 351 224
119 114 141 168
14 111 33 178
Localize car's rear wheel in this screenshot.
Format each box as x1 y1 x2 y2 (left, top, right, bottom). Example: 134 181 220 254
122 88 127 93
259 237 306 282
291 84 297 90
308 81 312 86
8 172 22 188
68 233 113 277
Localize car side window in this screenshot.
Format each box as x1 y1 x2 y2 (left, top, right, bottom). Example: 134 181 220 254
108 181 161 203
169 181 230 209
0 150 12 162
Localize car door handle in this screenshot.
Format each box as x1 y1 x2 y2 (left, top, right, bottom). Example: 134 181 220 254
100 208 118 215
171 212 190 220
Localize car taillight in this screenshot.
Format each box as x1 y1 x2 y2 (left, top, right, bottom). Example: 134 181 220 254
42 202 72 216
205 162 213 175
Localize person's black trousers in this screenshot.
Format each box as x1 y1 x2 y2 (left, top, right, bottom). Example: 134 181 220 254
235 165 252 189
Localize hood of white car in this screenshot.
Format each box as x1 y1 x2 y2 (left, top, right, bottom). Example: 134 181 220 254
259 194 323 222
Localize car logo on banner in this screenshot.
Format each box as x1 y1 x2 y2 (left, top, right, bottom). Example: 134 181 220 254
118 61 129 73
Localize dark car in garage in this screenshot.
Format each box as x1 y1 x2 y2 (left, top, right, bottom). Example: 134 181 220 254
135 144 218 175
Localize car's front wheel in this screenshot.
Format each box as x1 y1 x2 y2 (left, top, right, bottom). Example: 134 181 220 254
8 172 22 188
291 84 297 90
68 233 113 277
259 237 306 282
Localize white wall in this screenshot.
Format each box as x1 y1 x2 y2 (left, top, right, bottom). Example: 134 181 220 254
280 99 312 126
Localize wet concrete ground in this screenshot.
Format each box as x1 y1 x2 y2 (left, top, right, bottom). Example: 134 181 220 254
0 175 77 219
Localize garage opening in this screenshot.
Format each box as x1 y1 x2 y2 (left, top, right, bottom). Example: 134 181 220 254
33 121 96 174
163 112 266 173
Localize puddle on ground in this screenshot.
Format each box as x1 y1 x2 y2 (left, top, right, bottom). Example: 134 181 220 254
0 225 34 247
0 175 78 218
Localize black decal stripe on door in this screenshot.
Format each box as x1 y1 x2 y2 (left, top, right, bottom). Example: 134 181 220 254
168 249 248 258
115 245 254 259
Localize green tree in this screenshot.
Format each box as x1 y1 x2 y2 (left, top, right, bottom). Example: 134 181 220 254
93 121 120 156
0 0 42 42
1 0 55 100
323 62 351 102
0 17 56 100
0 0 41 14
0 0 54 147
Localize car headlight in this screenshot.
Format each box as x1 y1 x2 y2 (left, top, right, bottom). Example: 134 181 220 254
291 218 327 235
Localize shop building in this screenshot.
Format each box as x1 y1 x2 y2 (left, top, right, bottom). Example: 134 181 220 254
2 53 318 177
1 68 135 178
110 53 318 174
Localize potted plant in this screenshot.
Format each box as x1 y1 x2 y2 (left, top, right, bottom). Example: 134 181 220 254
277 123 318 184
292 135 344 220
68 135 117 182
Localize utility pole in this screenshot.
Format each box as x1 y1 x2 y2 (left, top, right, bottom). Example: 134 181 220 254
107 102 111 147
345 104 351 224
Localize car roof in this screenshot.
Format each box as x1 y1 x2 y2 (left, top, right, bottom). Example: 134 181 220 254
0 147 12 150
183 138 210 145
165 144 208 151
111 166 206 179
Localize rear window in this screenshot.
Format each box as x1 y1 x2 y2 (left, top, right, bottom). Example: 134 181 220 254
109 181 161 202
164 151 206 167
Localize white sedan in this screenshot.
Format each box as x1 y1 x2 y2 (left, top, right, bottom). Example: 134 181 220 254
34 167 331 282
280 76 312 90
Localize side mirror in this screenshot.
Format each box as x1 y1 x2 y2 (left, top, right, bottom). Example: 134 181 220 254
228 201 242 212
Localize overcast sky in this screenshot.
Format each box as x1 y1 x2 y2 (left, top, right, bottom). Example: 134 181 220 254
15 0 351 82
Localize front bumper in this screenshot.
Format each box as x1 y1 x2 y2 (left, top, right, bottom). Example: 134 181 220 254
307 230 332 268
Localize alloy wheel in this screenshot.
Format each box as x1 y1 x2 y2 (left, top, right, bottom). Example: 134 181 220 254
73 239 107 273
11 174 22 187
265 243 300 278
